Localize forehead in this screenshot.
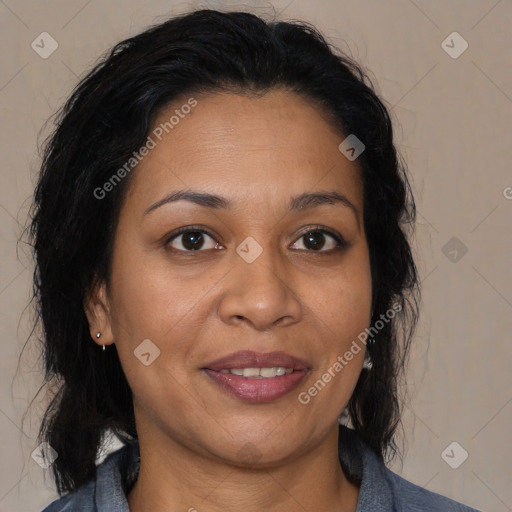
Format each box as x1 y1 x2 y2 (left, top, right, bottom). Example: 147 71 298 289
125 89 363 211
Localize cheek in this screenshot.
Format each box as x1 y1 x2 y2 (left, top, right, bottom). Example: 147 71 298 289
322 248 372 339
308 247 372 396
108 242 205 339
106 245 219 399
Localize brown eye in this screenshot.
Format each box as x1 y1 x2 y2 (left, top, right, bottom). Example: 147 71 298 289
166 228 222 252
290 228 345 252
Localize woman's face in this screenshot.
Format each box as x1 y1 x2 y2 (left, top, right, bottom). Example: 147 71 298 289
89 89 372 465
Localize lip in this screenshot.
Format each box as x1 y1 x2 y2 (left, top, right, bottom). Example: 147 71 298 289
203 369 309 403
202 350 311 403
203 350 310 371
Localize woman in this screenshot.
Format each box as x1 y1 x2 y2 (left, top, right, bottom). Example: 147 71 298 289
31 8 480 512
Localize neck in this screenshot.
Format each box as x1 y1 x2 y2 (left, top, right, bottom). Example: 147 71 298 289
127 424 359 512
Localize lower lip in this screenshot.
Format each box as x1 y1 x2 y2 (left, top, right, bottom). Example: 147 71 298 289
203 369 308 403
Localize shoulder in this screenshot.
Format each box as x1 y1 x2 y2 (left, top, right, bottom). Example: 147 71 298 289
39 442 138 512
39 479 95 511
383 467 481 511
338 425 481 512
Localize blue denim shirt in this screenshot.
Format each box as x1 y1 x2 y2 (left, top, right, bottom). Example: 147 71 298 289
41 426 480 511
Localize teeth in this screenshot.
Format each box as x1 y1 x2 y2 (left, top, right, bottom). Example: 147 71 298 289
243 368 260 378
260 367 278 377
221 367 294 378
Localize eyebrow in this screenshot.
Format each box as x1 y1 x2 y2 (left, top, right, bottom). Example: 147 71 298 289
144 189 359 220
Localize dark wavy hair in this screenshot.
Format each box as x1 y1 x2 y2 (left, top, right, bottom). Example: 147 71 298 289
28 8 419 495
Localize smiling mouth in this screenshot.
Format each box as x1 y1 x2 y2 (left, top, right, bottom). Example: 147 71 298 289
217 367 294 378
201 350 311 402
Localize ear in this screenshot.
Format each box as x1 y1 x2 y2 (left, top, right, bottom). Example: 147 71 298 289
84 277 115 347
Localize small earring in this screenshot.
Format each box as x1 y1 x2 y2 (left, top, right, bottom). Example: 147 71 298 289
363 350 373 370
95 332 105 351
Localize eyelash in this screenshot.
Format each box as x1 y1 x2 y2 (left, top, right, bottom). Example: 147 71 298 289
164 225 348 254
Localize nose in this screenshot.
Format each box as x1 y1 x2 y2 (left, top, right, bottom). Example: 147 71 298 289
217 244 302 332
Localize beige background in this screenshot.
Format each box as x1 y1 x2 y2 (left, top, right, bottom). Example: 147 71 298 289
1 0 511 510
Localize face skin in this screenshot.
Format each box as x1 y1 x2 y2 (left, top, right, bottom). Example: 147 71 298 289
86 89 372 512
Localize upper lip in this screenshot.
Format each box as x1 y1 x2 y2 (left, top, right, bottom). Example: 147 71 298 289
203 350 310 371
